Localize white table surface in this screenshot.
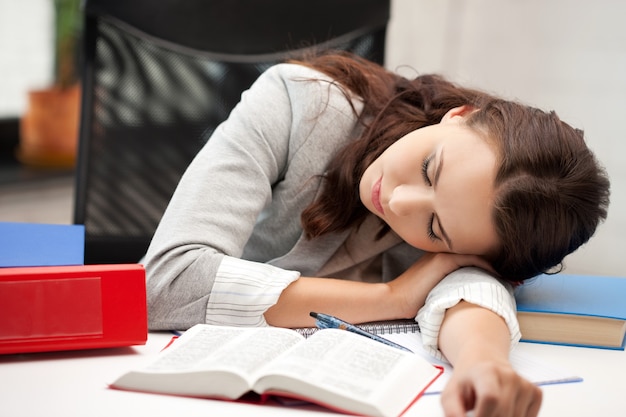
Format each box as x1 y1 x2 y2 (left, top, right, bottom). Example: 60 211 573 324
1 331 623 417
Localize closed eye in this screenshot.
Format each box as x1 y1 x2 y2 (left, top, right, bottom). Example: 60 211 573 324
423 152 442 243
427 213 439 242
421 154 433 186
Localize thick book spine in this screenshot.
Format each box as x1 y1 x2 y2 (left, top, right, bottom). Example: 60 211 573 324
0 264 147 354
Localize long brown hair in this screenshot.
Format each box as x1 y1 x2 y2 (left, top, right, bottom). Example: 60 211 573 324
295 52 610 283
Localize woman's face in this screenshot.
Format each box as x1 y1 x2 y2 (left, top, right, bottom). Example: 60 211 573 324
359 106 500 256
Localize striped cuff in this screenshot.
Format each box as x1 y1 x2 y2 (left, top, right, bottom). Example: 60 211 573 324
206 255 300 327
416 267 521 362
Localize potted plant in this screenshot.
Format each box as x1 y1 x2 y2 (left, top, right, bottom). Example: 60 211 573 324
19 0 82 169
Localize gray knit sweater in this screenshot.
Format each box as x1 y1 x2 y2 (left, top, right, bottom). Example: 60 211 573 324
144 63 519 359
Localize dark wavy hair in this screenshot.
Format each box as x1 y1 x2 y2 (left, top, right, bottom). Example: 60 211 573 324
295 51 610 283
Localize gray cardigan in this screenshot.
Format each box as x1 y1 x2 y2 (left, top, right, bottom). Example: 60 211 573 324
144 64 519 357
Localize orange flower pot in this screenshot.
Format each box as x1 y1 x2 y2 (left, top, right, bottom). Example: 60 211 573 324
18 84 81 169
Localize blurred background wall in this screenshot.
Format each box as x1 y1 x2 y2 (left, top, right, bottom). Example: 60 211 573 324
1 0 624 276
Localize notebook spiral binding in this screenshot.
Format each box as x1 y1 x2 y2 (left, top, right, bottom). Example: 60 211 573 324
295 319 420 338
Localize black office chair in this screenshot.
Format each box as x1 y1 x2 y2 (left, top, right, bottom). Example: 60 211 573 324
74 0 391 264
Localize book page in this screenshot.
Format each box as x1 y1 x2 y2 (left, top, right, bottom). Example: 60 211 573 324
259 329 405 396
254 329 437 407
146 325 303 378
112 325 306 399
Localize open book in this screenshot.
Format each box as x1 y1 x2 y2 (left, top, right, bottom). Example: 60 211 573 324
111 324 442 417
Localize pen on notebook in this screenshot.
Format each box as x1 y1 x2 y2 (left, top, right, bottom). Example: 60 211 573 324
309 311 413 353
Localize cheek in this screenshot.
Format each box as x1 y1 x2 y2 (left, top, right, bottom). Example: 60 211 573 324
394 146 424 176
389 223 437 252
358 168 374 208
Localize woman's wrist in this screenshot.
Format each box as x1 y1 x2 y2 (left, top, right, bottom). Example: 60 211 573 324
385 256 450 319
450 337 511 375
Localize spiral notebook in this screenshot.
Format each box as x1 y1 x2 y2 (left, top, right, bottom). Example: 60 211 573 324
295 319 581 394
295 319 420 338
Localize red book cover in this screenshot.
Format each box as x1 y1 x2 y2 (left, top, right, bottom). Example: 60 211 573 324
0 264 147 354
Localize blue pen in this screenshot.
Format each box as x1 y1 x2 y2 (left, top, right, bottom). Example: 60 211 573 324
310 312 413 353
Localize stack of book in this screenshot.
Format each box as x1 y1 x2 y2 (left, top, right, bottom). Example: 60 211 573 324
0 221 147 354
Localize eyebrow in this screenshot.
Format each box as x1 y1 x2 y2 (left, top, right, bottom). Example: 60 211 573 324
433 149 453 251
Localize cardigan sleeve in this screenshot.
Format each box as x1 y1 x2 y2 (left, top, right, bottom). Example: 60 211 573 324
416 267 521 362
204 256 300 327
144 63 356 330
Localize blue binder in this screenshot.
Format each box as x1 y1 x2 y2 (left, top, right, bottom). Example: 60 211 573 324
0 221 85 267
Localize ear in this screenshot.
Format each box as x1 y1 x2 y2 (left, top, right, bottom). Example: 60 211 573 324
440 105 477 124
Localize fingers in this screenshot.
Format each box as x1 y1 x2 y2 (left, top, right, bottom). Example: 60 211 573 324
421 252 498 277
452 254 498 277
513 380 542 417
441 378 475 417
441 362 543 417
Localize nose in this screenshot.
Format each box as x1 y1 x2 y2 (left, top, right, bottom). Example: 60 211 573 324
387 185 431 217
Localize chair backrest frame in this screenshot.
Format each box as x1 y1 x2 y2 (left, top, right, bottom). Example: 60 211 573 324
75 0 390 264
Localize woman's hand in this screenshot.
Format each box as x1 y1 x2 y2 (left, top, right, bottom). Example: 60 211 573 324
441 358 542 417
387 252 496 318
438 301 542 417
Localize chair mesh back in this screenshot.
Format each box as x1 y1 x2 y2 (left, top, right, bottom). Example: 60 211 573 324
75 2 389 263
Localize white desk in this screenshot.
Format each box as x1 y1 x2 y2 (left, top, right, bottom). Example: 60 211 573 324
1 332 623 417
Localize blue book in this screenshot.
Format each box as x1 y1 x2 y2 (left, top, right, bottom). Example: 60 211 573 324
0 222 85 267
515 273 626 350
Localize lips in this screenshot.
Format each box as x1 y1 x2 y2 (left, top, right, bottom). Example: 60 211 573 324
372 177 385 215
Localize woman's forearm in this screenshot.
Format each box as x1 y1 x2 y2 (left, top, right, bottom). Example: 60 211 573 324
438 300 511 368
264 277 401 328
437 301 543 417
265 254 495 329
